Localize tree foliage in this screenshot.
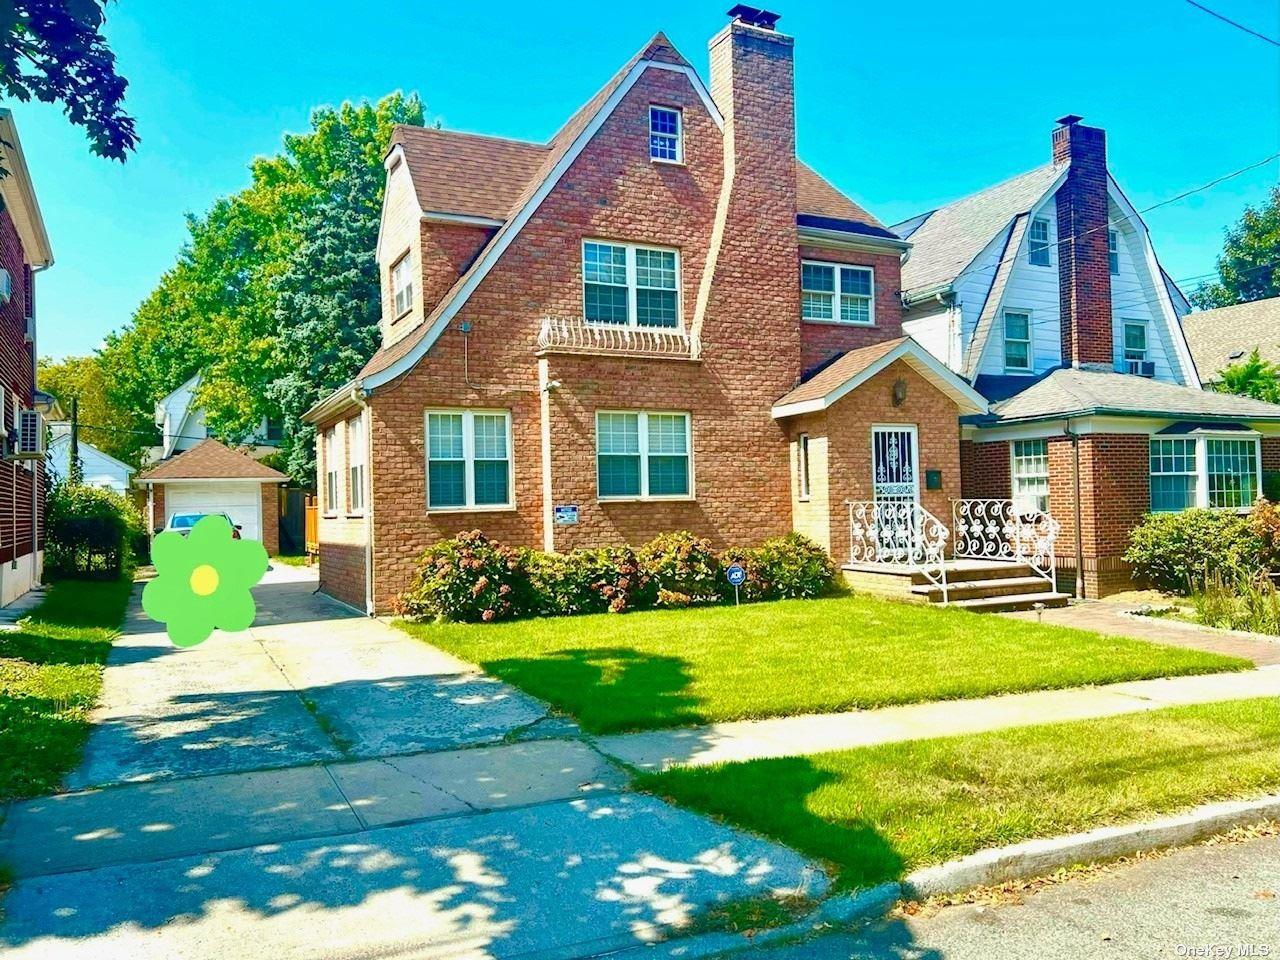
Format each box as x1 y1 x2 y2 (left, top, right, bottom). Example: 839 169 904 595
97 92 423 481
1192 186 1280 310
37 353 149 466
1212 348 1280 404
0 0 137 161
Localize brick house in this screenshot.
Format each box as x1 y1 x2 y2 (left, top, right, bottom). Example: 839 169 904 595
896 117 1280 596
0 110 54 605
304 9 989 613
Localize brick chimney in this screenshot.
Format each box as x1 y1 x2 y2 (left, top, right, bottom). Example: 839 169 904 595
1053 116 1113 368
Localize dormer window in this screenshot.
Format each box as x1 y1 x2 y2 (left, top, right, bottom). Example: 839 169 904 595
1028 218 1051 266
391 252 414 318
649 106 682 163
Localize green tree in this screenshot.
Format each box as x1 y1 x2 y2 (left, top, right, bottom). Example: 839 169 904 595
0 1 137 161
102 92 423 474
37 353 150 466
1192 186 1280 310
1212 348 1280 403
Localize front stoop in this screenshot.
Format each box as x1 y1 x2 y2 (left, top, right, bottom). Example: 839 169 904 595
844 560 1071 612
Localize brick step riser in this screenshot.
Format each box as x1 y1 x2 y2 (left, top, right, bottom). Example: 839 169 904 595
909 564 1037 585
914 578 1054 602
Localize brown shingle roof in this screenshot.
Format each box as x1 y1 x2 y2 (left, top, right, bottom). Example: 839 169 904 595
1182 296 1280 379
774 338 906 407
796 161 881 228
136 439 288 483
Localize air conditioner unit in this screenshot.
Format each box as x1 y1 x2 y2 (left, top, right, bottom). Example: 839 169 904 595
0 269 11 306
23 312 33 345
13 409 45 460
1126 359 1156 378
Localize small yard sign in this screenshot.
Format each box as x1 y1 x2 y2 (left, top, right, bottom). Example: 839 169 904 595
726 563 746 605
554 504 579 525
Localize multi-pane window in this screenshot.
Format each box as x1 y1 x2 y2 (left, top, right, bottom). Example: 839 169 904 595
648 106 682 162
1029 218 1051 266
1004 310 1032 371
347 414 366 514
800 262 875 325
596 411 691 499
425 410 512 510
583 241 679 328
797 433 811 501
323 426 338 514
1124 320 1148 372
1108 230 1119 274
391 252 414 317
1011 439 1050 513
1207 438 1258 509
1150 438 1197 512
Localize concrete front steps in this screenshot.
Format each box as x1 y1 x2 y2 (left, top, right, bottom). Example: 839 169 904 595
844 559 1071 612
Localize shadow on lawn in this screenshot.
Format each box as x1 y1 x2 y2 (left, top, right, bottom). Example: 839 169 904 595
483 646 700 733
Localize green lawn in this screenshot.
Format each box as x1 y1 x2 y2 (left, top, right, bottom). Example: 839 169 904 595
397 593 1248 734
271 553 312 568
638 697 1280 890
0 578 133 802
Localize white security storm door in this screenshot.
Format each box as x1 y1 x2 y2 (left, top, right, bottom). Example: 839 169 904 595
871 426 919 506
165 482 263 542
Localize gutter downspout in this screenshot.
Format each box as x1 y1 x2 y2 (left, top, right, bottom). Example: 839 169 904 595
1065 419 1085 600
351 387 375 617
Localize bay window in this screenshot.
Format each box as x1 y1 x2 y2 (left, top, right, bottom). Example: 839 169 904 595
425 409 513 510
597 411 691 500
1149 438 1197 512
583 240 679 328
1206 437 1258 509
1149 434 1260 512
801 261 875 325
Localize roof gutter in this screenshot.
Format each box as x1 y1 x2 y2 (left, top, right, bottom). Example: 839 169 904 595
974 406 1280 427
901 281 955 308
302 381 365 425
797 224 910 255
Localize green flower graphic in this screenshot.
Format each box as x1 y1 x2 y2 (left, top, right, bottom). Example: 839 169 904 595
142 514 270 647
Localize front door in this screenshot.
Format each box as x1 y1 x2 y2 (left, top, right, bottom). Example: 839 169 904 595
871 426 920 560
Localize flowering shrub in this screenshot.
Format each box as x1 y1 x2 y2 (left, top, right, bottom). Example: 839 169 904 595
636 531 723 607
527 546 656 615
721 533 836 602
395 530 532 622
1250 498 1280 570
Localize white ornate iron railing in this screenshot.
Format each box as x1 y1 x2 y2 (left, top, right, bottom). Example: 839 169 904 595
536 316 701 360
951 498 1060 590
847 500 950 603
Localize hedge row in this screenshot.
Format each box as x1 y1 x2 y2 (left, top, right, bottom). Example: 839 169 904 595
1123 501 1280 594
395 530 837 623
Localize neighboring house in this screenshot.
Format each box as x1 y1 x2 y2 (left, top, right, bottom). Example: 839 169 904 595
895 118 1280 596
305 10 989 613
47 422 134 493
135 439 287 554
0 109 54 606
150 373 282 462
1182 296 1280 383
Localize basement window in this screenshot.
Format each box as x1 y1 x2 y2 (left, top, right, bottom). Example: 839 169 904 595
1028 218 1051 266
649 106 683 163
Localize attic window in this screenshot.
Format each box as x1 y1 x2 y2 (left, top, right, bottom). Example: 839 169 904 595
391 252 414 318
1029 218 1051 266
649 106 682 163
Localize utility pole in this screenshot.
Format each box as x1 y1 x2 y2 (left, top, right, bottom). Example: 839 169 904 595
68 397 82 485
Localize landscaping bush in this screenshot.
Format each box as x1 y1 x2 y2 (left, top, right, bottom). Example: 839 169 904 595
1250 498 1280 570
1124 508 1262 594
46 481 145 579
526 546 656 615
394 530 533 623
720 533 836 602
636 531 723 607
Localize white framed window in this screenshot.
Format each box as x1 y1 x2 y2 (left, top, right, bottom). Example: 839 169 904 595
1011 439 1050 513
1149 434 1260 512
1028 218 1051 266
597 411 691 500
1123 320 1147 371
1150 438 1197 512
649 106 682 163
1108 230 1119 275
797 433 811 501
1003 310 1032 371
582 240 680 329
347 414 366 514
391 252 414 317
323 426 339 515
800 261 875 325
425 409 513 511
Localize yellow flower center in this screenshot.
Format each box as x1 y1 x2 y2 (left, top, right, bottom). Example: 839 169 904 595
189 564 220 597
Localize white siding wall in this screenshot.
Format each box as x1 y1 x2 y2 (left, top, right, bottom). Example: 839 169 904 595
902 304 957 370
1108 196 1184 384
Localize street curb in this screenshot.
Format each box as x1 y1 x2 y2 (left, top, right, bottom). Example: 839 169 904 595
583 794 1280 959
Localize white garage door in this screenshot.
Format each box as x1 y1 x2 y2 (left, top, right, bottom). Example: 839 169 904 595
165 482 264 542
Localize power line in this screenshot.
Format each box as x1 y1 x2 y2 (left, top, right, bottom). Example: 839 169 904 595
1185 0 1280 46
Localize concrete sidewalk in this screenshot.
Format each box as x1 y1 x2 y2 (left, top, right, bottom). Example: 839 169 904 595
596 665 1280 771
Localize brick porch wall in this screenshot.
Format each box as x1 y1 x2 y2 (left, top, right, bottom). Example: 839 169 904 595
260 484 280 557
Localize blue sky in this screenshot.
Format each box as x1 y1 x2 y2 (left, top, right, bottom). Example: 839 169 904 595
19 0 1280 360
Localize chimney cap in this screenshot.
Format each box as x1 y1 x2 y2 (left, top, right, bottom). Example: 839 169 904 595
1056 114 1084 127
727 4 782 30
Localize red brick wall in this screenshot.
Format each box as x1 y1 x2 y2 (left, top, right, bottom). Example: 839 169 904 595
798 244 903 373
0 210 41 565
260 484 280 556
1053 121 1112 367
150 485 165 533
959 438 1010 499
1263 437 1280 474
414 223 493 322
318 541 366 611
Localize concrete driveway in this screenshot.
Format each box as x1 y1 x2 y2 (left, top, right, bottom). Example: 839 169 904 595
0 565 826 960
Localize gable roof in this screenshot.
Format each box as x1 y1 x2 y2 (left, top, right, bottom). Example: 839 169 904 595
772 337 988 418
341 32 889 400
48 427 135 476
962 213 1030 379
894 162 1066 299
0 110 52 268
982 367 1280 425
1182 296 1280 379
135 439 287 483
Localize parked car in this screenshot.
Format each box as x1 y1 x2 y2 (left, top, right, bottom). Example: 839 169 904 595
164 512 243 539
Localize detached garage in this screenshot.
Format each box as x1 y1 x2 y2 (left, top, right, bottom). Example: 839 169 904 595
137 439 288 554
